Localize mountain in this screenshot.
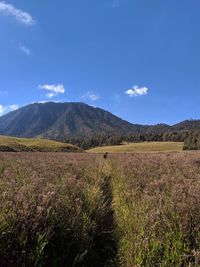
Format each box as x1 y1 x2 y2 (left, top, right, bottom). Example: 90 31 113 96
0 102 200 140
0 102 146 140
172 120 200 131
146 123 171 134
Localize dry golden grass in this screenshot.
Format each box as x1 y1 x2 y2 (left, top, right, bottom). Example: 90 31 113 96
111 152 200 266
0 152 116 266
0 151 200 266
0 135 82 152
88 141 183 153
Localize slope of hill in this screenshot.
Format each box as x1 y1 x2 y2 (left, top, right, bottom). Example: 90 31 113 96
0 135 82 152
172 120 200 131
146 123 171 134
0 102 200 141
0 102 145 139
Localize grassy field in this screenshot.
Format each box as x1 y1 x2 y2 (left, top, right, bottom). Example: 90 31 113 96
88 141 184 153
0 151 200 266
0 135 82 152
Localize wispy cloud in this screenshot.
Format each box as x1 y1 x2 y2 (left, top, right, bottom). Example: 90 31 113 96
0 1 35 25
125 85 148 97
81 91 100 102
19 44 31 56
39 84 65 98
36 100 48 104
9 104 19 111
0 104 19 116
0 105 5 115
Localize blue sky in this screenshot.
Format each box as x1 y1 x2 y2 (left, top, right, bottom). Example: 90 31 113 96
0 0 199 125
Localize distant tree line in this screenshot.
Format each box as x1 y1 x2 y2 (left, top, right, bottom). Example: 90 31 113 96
183 131 200 150
65 134 123 150
64 131 191 150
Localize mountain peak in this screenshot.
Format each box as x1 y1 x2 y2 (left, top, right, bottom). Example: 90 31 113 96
0 102 138 139
1 102 200 140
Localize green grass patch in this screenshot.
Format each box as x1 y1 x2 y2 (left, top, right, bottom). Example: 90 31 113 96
87 142 184 153
0 135 82 152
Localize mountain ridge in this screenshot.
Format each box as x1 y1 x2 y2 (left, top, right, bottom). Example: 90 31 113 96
0 102 199 140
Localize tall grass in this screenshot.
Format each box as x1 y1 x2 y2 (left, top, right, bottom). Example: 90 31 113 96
0 152 200 266
111 153 200 267
0 153 117 266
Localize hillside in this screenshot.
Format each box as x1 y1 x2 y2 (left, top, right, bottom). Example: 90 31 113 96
0 102 145 139
0 135 82 152
0 102 200 141
172 120 200 131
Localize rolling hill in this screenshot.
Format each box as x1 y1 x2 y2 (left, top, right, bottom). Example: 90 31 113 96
0 135 82 152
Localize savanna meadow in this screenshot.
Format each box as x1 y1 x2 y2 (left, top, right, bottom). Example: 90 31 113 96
0 150 200 267
1 0 200 266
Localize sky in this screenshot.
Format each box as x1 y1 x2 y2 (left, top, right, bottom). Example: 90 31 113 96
0 0 200 125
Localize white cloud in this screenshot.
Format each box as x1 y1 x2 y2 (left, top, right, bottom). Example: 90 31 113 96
125 85 148 97
19 44 31 56
0 1 35 25
0 104 19 116
36 101 48 104
0 105 5 115
82 91 100 101
39 84 65 98
9 104 19 111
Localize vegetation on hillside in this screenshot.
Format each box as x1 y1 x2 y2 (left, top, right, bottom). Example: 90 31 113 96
0 102 137 139
183 132 200 150
0 102 200 143
0 136 82 152
0 152 200 266
68 131 189 150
